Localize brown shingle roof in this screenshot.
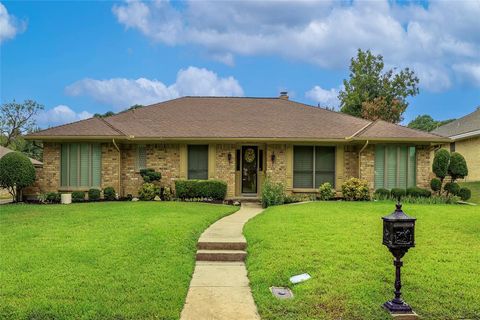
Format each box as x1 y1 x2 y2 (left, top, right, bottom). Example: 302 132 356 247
28 117 124 138
355 120 447 141
26 96 449 142
431 107 480 138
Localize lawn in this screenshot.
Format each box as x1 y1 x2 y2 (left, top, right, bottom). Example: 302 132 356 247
244 201 480 320
460 181 480 204
0 202 237 320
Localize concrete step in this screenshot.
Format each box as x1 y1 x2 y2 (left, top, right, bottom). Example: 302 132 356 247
197 241 246 250
196 249 247 262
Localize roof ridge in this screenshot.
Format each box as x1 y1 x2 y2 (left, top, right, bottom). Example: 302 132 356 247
99 117 127 136
33 115 101 134
349 120 376 138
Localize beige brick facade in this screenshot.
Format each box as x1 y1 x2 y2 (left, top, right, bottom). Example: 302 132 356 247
214 144 236 198
32 141 435 199
416 146 432 189
359 144 375 190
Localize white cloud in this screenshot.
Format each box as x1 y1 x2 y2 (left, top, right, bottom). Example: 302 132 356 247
65 66 244 109
452 63 480 87
36 105 93 128
305 85 340 108
0 2 26 44
112 0 480 91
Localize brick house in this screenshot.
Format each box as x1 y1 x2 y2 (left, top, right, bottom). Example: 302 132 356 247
25 95 449 199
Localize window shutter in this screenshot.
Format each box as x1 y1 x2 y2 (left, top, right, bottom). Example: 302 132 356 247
61 144 69 187
374 145 385 189
188 145 208 179
407 147 416 187
69 143 79 187
315 147 335 188
293 146 313 188
91 144 102 187
386 145 397 189
398 146 408 189
136 145 147 171
80 143 90 187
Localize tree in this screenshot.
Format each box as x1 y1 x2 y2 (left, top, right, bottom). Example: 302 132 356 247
0 100 44 147
407 115 456 132
432 149 450 184
448 152 468 182
0 152 36 202
339 49 419 123
93 111 115 118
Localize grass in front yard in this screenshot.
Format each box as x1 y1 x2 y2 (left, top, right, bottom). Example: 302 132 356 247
459 181 480 204
0 202 237 319
244 201 480 320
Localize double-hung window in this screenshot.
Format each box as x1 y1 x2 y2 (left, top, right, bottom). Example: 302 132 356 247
293 146 335 188
61 143 101 188
374 145 416 189
188 145 208 179
136 144 147 171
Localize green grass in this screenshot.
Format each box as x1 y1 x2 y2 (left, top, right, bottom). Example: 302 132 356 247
459 181 480 204
0 202 237 320
244 201 480 320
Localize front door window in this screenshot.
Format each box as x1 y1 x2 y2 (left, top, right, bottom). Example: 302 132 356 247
242 146 258 193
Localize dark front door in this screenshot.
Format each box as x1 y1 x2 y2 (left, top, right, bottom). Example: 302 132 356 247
242 146 258 194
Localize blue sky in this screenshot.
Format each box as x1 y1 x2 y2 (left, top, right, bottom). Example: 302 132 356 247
1 0 479 128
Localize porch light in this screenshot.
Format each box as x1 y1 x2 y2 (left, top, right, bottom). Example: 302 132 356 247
227 152 232 163
382 202 416 314
271 152 276 164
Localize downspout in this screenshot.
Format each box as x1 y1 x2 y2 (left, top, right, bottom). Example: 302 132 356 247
358 140 369 180
112 139 121 197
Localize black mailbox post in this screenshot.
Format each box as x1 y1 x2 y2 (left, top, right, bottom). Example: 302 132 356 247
382 202 416 314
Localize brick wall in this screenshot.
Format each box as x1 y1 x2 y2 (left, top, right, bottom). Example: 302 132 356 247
416 146 432 189
344 145 359 180
38 142 61 193
101 143 120 192
120 144 143 196
265 144 287 185
359 144 375 190
215 144 236 198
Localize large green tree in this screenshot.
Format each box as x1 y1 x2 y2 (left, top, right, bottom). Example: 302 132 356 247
339 49 419 123
407 114 456 132
0 100 44 147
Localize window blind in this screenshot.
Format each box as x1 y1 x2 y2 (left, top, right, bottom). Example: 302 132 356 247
374 145 416 189
293 146 335 188
60 143 102 188
188 145 208 180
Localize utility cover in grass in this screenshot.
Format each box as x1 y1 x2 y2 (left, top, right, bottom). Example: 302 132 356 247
290 273 311 284
270 287 293 299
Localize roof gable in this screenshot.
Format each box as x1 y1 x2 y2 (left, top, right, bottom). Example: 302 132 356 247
355 120 447 141
432 107 480 138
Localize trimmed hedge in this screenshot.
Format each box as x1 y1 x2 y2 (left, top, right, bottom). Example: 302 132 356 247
448 152 468 182
458 187 471 201
175 179 227 200
72 191 86 203
45 192 61 203
103 187 116 201
391 188 406 199
430 178 442 192
341 178 370 201
138 183 160 201
406 187 431 198
444 182 460 196
88 188 101 201
374 188 390 198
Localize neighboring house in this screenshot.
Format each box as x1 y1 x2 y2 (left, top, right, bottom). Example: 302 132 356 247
432 107 480 181
25 95 449 199
0 146 43 199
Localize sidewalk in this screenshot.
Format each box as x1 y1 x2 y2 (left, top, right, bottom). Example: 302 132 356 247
180 203 263 320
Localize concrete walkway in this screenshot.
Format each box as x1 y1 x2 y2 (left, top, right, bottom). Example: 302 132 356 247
180 203 263 320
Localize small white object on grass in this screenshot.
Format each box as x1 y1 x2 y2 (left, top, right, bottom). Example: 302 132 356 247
290 273 311 284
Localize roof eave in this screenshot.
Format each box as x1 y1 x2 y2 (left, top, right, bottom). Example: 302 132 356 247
351 137 452 143
24 135 126 141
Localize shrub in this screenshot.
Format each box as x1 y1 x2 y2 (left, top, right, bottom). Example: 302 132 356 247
444 182 460 195
390 188 406 200
0 151 36 202
88 188 101 201
457 187 471 201
162 186 173 201
341 178 370 201
432 149 450 182
401 195 459 204
72 191 86 203
261 178 285 208
174 180 227 200
138 183 159 201
139 168 161 183
430 178 442 192
45 192 61 203
318 182 335 200
103 187 116 201
374 188 390 200
406 187 431 198
448 152 468 182
284 193 315 204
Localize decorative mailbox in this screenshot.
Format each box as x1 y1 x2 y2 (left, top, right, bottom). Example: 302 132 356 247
382 202 416 314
